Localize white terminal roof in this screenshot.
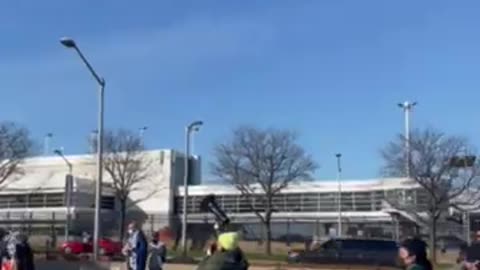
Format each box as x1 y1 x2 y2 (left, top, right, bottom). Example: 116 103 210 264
177 177 419 196
0 149 174 193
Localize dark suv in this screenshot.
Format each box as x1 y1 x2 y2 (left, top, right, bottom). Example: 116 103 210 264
288 238 399 266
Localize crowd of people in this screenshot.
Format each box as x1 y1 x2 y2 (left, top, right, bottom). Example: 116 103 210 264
0 221 479 270
120 221 480 270
121 221 248 270
122 222 167 270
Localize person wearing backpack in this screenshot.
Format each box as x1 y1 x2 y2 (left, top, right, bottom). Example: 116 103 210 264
147 232 166 270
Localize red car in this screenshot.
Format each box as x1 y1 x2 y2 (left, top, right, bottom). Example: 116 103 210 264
60 237 123 256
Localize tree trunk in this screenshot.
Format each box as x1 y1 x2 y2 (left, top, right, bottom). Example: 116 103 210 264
429 219 437 264
119 200 127 241
264 220 272 255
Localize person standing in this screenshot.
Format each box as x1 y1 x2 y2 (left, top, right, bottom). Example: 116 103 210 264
123 222 148 270
197 232 249 270
147 232 166 270
398 238 432 270
5 231 35 270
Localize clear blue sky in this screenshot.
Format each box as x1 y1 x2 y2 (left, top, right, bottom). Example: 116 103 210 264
1 1 480 180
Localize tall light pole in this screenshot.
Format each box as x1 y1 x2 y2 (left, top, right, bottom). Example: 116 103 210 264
44 133 53 156
181 120 203 257
397 101 417 178
54 149 73 242
60 37 105 261
335 153 342 237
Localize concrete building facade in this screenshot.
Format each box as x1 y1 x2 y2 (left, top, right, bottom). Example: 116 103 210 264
0 149 475 244
0 149 199 237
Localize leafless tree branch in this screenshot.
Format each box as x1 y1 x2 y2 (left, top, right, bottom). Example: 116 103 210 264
89 128 155 239
0 122 34 188
381 127 480 263
211 126 317 254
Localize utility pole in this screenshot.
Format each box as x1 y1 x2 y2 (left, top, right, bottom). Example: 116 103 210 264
181 121 203 257
60 37 105 261
335 153 342 237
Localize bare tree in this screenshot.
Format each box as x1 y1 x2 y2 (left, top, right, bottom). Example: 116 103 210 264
211 126 317 254
381 128 480 263
90 129 155 239
0 121 34 188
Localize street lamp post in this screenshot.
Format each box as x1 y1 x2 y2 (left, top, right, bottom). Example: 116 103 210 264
181 120 203 257
60 37 105 261
335 153 342 237
54 149 73 242
397 101 417 179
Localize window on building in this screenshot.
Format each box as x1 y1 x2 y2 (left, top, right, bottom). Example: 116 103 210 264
354 192 372 211
341 192 354 211
174 196 183 214
238 196 252 213
101 196 115 210
252 195 265 211
271 194 285 212
29 194 45 208
45 193 64 207
188 196 198 213
222 195 238 213
319 193 336 212
372 191 385 210
415 188 429 211
285 193 302 212
302 193 319 212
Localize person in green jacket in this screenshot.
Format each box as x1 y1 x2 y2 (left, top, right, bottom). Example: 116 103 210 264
398 238 432 270
197 232 249 270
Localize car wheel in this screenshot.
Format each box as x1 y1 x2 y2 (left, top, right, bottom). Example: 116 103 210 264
99 248 106 256
63 247 72 255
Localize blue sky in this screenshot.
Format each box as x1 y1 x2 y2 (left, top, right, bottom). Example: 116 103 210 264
1 1 480 180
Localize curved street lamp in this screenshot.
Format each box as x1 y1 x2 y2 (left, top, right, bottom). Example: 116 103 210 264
54 149 73 243
181 120 203 257
60 36 105 261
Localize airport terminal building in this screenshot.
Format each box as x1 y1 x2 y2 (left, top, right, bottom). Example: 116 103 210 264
0 149 472 242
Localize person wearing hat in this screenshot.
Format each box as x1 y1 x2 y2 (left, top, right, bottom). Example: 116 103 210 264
197 232 249 270
398 238 432 270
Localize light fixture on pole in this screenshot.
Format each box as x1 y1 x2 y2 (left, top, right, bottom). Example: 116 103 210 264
54 149 73 242
60 37 105 261
181 120 203 257
397 101 417 179
335 153 342 237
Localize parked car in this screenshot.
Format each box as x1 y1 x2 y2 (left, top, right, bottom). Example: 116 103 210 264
59 236 123 256
288 238 399 267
